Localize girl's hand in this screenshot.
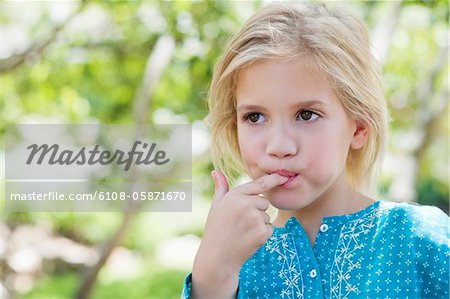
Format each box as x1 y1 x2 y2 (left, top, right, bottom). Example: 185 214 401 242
191 170 288 298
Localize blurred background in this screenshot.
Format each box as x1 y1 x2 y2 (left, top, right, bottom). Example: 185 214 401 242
0 1 448 298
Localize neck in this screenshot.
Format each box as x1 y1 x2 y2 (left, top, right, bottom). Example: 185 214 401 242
273 174 375 243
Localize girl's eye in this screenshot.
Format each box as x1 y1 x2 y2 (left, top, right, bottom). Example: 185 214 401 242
242 110 319 124
243 112 266 124
297 110 319 122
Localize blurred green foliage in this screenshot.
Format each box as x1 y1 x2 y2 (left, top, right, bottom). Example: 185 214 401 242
24 267 186 299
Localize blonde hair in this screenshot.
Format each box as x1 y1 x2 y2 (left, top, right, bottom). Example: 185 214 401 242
204 2 388 195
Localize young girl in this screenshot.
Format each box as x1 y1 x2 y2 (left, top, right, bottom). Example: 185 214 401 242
182 2 449 298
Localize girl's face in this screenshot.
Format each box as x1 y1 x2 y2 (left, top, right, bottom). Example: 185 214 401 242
236 57 367 211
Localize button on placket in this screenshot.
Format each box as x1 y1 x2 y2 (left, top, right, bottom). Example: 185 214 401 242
309 269 317 278
319 223 329 233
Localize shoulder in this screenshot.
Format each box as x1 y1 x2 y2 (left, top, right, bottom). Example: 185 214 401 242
372 201 450 297
377 200 449 245
378 200 449 226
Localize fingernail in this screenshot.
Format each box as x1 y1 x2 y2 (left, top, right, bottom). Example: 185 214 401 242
211 170 218 189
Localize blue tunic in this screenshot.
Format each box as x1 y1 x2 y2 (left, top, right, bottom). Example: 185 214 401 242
182 200 450 298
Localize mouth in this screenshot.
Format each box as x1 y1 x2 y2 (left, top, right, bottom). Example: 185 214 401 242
269 169 300 188
272 169 298 177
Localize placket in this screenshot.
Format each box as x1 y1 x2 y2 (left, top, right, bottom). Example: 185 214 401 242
285 217 325 298
312 217 344 297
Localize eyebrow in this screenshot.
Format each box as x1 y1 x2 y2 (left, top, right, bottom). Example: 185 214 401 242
237 99 327 112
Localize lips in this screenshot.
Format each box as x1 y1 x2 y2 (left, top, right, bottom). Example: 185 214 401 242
272 169 298 178
268 169 299 188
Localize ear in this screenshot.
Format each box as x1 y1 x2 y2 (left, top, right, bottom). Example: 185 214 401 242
350 120 368 150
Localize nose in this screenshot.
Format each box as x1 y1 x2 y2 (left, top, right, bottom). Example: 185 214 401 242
265 123 298 158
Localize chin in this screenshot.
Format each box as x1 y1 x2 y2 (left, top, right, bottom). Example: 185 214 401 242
268 192 310 211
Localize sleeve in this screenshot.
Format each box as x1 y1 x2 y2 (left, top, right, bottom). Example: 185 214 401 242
180 273 193 299
410 204 450 298
180 272 241 298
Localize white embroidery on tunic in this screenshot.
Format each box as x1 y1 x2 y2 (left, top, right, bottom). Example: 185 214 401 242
265 233 304 298
329 207 382 299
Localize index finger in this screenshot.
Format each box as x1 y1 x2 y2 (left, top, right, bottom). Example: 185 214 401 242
238 173 288 195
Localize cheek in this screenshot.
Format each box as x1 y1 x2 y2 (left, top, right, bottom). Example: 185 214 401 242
239 142 254 164
237 127 260 173
303 133 348 176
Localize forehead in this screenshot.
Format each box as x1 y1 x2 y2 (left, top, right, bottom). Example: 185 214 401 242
235 57 339 108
